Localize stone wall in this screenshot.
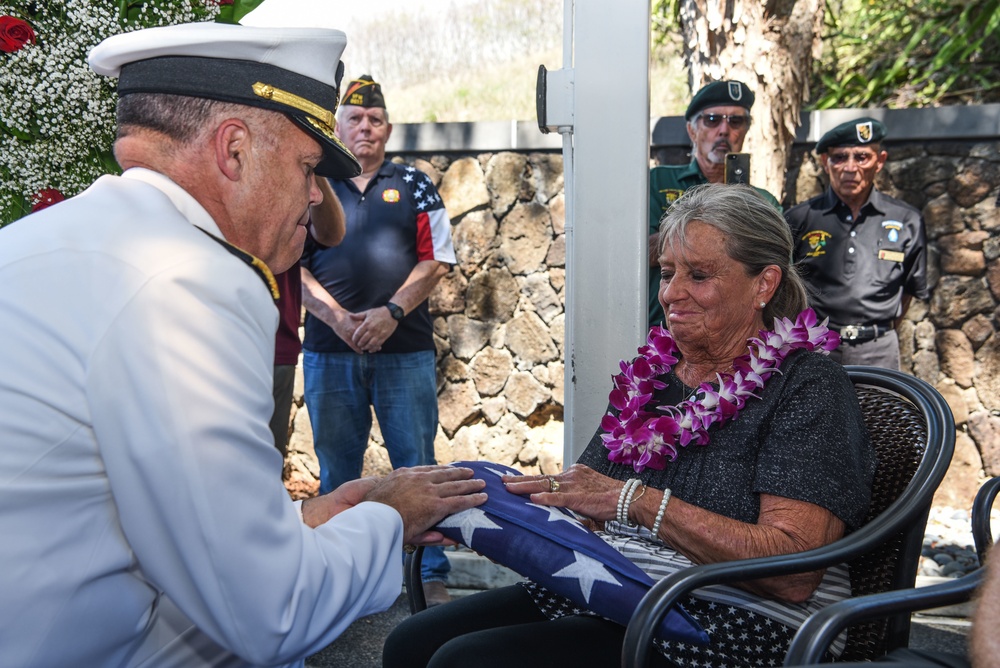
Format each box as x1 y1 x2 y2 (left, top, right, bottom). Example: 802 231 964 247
283 151 566 499
284 139 1000 509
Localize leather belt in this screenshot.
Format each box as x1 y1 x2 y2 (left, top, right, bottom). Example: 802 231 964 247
830 321 895 344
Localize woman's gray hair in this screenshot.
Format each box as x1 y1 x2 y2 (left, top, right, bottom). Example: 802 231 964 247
657 183 807 323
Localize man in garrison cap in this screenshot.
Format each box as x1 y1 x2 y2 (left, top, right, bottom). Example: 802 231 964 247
647 79 782 327
785 117 928 369
299 74 457 607
0 22 485 667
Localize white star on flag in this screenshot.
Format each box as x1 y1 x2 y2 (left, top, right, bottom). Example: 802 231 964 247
527 503 589 533
431 461 708 646
436 507 502 545
552 551 622 603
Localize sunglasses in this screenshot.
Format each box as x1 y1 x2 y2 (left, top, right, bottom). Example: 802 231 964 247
698 113 750 129
827 150 879 168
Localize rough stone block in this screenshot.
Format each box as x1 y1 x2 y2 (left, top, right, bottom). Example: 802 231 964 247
439 156 490 220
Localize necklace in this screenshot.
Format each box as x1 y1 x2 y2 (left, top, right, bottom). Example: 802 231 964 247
601 308 839 473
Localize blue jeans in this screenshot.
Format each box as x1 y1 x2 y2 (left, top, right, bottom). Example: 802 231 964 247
303 349 450 582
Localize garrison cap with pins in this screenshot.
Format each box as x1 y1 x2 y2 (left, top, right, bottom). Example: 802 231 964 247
815 117 887 154
340 74 386 109
685 80 755 120
87 4 361 178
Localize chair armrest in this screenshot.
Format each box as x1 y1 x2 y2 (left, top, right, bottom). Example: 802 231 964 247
622 513 923 668
972 476 1000 563
405 547 427 614
782 570 982 666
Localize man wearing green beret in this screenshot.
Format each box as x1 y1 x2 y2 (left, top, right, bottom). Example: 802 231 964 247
785 117 928 369
647 80 781 326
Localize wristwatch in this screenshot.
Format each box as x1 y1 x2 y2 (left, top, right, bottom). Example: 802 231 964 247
386 301 405 321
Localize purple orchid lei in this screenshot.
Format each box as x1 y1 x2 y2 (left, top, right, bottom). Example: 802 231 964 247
600 308 840 473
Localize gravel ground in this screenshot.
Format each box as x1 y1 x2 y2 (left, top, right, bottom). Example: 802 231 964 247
920 506 1000 578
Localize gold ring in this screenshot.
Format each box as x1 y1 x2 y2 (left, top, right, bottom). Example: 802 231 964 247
403 544 416 554
549 476 561 492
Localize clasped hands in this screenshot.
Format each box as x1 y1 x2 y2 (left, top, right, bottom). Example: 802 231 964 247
331 306 397 354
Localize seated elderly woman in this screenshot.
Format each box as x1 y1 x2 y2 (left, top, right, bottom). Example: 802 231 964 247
383 183 875 668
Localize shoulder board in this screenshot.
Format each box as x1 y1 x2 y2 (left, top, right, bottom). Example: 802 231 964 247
195 227 280 301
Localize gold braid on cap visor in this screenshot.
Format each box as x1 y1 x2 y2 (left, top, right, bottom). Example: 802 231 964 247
252 82 338 140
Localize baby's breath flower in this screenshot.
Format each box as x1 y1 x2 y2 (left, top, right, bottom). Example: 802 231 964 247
0 1 223 225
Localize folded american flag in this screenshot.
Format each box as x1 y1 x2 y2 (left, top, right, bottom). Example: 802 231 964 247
435 461 708 646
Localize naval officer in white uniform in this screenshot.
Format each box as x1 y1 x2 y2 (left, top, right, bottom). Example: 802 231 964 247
0 20 486 668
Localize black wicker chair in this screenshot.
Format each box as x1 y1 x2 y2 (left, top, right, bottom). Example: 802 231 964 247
622 366 956 667
781 475 999 665
404 546 430 613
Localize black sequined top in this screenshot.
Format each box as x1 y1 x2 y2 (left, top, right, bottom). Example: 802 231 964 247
578 350 876 529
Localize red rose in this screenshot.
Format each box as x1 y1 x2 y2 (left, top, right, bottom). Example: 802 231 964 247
0 16 36 54
31 189 65 212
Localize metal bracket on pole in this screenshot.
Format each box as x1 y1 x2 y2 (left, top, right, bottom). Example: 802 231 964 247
536 65 575 134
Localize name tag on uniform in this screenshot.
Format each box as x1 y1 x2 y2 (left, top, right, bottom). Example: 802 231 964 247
878 250 905 262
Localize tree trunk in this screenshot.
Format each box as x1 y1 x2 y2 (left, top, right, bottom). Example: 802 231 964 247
678 0 824 203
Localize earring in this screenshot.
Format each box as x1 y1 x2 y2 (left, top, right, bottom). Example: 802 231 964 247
759 302 766 309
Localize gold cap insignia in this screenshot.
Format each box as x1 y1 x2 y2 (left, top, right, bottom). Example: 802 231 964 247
856 121 873 143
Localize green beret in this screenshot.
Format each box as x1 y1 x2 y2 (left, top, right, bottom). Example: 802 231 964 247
340 74 386 109
685 80 754 120
816 117 886 153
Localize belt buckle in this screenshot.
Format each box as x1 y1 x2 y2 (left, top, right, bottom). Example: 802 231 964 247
841 325 860 341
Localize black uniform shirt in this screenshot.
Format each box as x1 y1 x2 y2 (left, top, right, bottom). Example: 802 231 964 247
785 188 929 325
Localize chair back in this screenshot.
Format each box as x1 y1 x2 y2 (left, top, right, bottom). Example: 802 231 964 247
836 367 945 660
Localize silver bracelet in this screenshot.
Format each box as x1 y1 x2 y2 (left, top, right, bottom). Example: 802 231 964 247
626 482 646 527
651 487 672 539
616 478 641 526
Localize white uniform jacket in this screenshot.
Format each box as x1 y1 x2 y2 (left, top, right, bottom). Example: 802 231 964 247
0 169 403 667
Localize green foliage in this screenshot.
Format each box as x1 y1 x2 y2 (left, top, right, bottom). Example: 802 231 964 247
215 0 266 25
649 0 1000 109
651 0 682 46
812 0 1000 108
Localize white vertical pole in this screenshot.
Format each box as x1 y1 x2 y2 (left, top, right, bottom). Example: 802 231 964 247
562 1 650 466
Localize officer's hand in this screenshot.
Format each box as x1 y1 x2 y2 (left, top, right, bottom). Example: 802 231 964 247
363 465 487 544
301 477 379 528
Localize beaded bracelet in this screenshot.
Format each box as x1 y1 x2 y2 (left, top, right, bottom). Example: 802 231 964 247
651 487 672 539
616 478 641 526
620 479 641 526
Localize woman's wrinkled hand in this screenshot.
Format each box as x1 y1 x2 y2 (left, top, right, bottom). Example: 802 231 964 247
501 463 625 522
